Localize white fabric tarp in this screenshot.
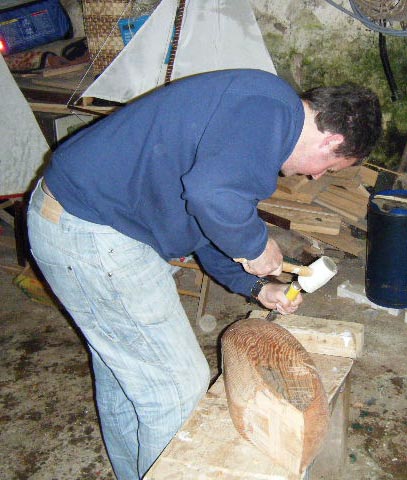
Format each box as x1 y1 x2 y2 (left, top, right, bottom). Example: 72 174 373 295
0 55 50 196
81 0 178 103
172 0 276 80
81 0 276 104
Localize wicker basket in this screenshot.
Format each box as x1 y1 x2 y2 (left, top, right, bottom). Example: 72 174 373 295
82 1 160 76
82 0 132 76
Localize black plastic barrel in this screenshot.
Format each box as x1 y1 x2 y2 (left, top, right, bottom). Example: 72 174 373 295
365 189 407 308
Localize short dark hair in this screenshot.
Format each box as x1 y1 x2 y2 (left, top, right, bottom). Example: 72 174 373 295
300 83 382 159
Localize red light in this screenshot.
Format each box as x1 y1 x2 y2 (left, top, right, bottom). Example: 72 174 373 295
0 39 5 53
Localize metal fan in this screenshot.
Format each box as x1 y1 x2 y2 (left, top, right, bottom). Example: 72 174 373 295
353 1 407 100
352 0 407 23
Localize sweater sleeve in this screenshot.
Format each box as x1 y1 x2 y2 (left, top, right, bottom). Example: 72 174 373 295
182 93 289 261
195 243 258 297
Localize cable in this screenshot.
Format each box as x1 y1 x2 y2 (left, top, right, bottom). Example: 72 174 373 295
379 30 401 100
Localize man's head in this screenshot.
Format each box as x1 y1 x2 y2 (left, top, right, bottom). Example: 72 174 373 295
301 83 382 159
281 83 382 178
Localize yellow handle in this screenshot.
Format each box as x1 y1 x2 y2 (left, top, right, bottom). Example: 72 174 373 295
284 281 301 301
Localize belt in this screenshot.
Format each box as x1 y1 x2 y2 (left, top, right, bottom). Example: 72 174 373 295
41 178 56 199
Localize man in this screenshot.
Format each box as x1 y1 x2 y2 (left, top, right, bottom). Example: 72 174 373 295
27 69 382 479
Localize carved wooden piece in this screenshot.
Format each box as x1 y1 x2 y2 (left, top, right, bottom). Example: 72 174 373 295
144 357 354 479
222 318 329 477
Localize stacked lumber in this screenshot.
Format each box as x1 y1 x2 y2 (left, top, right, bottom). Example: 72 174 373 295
258 165 380 257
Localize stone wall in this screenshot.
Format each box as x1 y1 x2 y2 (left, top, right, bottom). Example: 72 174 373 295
65 0 407 167
251 0 407 168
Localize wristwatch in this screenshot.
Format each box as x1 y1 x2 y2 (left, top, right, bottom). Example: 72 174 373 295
250 277 272 301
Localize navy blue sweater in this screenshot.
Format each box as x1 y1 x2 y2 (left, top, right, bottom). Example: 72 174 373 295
45 69 304 297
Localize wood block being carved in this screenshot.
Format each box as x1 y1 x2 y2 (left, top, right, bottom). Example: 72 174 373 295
222 318 329 478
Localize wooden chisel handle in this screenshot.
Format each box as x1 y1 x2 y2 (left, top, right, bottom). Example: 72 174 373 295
233 258 313 277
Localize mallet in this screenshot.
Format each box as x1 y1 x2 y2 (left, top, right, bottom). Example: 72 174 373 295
235 256 338 299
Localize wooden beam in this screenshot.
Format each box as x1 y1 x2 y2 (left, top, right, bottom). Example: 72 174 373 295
311 376 351 477
29 102 117 115
257 208 291 230
258 200 341 235
303 227 365 257
41 63 89 78
0 235 16 250
0 209 14 226
274 176 332 204
277 175 310 194
314 191 365 222
360 165 379 186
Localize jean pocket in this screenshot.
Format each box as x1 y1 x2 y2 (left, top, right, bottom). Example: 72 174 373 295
30 254 93 314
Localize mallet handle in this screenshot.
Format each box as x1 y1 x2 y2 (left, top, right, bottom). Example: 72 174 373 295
233 258 313 277
282 261 312 277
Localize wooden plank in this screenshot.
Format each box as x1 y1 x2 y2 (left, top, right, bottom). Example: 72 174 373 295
41 63 89 78
31 79 77 92
272 186 313 204
258 201 341 235
324 167 362 188
0 208 14 226
145 357 353 480
260 198 331 213
0 235 16 250
32 73 92 91
324 175 361 189
195 273 210 322
29 102 116 115
169 260 200 270
327 185 369 205
359 165 379 187
0 264 23 275
302 227 365 257
311 376 350 478
313 192 364 222
317 187 369 228
325 166 361 179
355 184 371 198
294 175 332 200
346 218 367 233
274 176 332 204
249 311 364 358
145 374 295 480
277 175 310 194
257 208 291 229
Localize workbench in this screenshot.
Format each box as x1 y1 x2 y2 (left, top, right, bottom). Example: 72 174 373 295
145 313 363 480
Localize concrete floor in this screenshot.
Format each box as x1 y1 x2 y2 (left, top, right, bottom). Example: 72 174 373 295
1 219 406 480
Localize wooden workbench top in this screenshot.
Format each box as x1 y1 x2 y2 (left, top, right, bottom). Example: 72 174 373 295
145 354 353 480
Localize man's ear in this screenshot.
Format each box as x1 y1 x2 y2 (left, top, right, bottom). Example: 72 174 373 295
320 133 344 153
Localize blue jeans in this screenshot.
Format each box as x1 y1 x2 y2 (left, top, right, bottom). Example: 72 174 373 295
27 180 210 479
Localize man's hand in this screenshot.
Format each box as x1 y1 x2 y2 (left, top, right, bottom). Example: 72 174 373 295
238 237 283 277
257 282 302 314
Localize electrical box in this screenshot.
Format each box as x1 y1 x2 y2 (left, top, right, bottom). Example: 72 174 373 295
0 0 72 55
